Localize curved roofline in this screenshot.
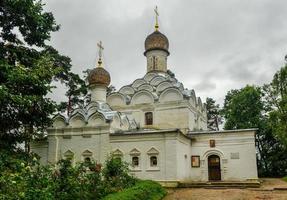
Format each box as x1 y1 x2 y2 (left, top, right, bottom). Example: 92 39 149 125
130 89 156 104
159 86 183 101
68 111 86 124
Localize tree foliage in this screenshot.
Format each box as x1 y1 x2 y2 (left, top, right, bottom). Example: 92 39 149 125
264 63 287 148
221 85 287 177
206 97 221 130
222 85 263 130
0 0 85 150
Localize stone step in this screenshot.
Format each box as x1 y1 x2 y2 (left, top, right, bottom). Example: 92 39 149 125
178 181 261 188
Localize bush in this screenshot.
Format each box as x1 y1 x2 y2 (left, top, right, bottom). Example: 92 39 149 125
0 151 137 199
102 180 167 200
283 176 287 182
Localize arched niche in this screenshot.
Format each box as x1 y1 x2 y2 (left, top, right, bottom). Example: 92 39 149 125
119 86 135 95
87 112 106 126
69 112 86 127
138 84 154 92
159 87 183 103
53 114 67 128
131 79 146 88
156 81 173 93
150 76 166 86
144 72 157 82
107 93 126 106
130 90 155 105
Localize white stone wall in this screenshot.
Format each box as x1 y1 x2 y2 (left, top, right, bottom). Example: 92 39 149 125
189 130 258 181
110 131 179 182
31 128 258 183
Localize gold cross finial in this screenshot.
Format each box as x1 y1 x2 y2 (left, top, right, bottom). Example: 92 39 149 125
97 41 104 67
154 6 159 31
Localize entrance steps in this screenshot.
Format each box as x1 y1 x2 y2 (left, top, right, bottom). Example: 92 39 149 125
178 181 261 189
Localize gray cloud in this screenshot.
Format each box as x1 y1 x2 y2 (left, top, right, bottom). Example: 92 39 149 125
44 0 287 105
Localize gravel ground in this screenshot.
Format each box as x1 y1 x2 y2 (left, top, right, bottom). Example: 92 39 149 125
163 179 287 200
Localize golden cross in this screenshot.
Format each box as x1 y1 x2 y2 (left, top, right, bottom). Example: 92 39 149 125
154 6 159 31
97 41 104 66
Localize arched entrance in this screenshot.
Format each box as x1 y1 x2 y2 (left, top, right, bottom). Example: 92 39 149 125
208 155 221 181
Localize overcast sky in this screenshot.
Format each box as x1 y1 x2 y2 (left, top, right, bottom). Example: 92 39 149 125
44 0 287 105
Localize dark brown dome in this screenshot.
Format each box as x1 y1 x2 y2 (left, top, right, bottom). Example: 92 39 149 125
88 67 111 86
144 30 169 56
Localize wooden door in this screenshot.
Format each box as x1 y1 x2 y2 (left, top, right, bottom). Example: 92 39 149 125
208 155 221 181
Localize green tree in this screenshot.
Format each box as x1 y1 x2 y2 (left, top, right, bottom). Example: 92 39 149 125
206 97 221 130
222 85 263 130
0 0 83 151
222 85 287 177
264 62 287 148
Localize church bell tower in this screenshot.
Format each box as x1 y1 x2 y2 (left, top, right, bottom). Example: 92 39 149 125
144 6 170 73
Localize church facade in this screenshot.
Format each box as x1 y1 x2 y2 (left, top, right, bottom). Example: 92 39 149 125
31 15 258 186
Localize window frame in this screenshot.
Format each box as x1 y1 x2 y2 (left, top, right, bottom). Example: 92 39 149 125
150 156 158 167
145 112 153 125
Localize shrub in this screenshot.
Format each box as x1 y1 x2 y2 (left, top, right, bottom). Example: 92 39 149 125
0 151 137 199
102 180 167 200
283 176 287 182
102 155 137 192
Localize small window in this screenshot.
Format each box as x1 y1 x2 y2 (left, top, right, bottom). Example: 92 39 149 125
84 157 91 163
150 156 157 167
145 112 153 125
132 156 139 167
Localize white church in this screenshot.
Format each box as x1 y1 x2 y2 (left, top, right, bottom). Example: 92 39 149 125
32 10 258 186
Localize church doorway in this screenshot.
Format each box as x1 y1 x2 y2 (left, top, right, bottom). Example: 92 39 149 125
208 155 221 181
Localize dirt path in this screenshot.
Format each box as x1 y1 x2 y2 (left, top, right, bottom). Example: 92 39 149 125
163 179 287 200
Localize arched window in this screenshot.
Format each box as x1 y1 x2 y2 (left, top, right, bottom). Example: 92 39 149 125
132 156 139 167
150 156 157 167
145 112 153 125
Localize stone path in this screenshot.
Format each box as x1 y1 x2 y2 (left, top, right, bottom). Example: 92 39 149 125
163 179 287 200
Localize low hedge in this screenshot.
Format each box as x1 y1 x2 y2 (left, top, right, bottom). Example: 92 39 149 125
102 180 167 200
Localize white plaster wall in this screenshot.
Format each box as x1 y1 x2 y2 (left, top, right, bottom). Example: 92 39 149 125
176 137 192 181
110 132 178 182
189 131 258 181
155 107 189 131
45 126 111 165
